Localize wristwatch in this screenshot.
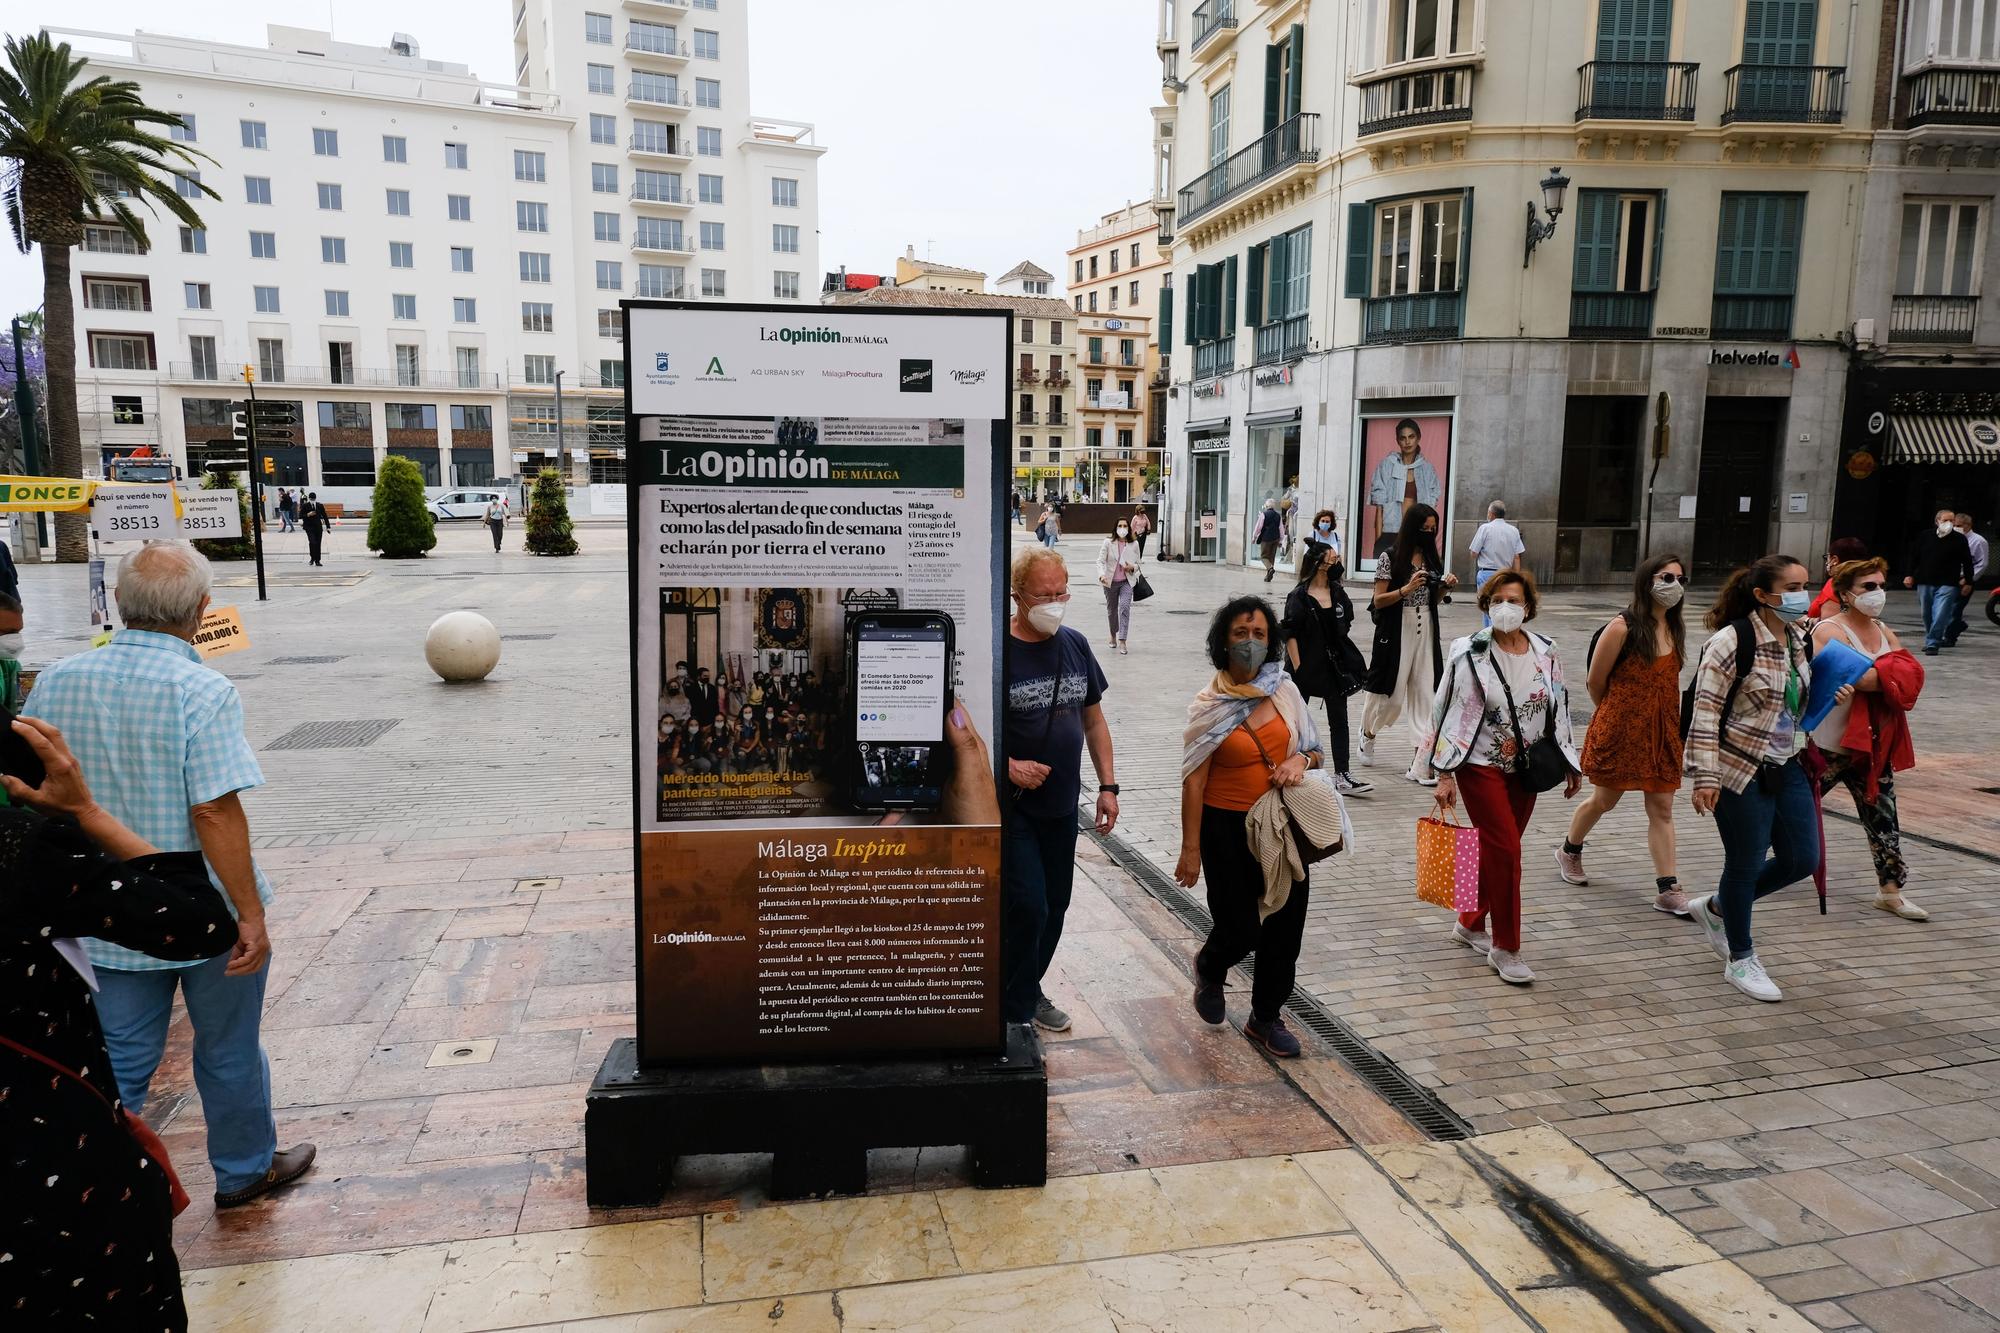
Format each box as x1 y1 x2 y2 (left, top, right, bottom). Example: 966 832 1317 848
1098 783 1120 794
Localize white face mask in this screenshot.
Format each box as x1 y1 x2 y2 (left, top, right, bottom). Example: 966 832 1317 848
1025 600 1066 635
1650 580 1684 609
1939 521 1956 537
1852 589 1887 618
0 632 21 658
1115 527 1130 539
1488 602 1526 634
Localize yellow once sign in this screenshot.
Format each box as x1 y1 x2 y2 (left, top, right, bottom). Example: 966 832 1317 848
0 477 95 512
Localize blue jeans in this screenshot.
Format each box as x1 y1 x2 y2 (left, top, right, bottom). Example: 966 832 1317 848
1709 757 1819 959
1948 586 1973 643
1475 568 1499 625
1916 583 1958 649
1002 811 1078 1023
94 951 277 1195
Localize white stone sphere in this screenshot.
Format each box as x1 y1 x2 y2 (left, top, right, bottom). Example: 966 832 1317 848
425 611 502 682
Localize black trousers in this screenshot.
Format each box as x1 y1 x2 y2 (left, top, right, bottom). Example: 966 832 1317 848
1317 692 1351 775
1195 804 1310 1022
488 518 505 551
304 526 323 564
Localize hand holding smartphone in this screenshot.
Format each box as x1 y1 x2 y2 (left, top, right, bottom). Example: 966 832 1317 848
844 612 955 813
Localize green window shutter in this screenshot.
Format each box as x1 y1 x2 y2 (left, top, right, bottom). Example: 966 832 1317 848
1767 195 1802 295
1159 281 1174 348
1344 202 1372 298
1744 0 1816 64
1270 235 1288 321
1286 25 1304 121
1598 0 1672 61
1222 254 1239 330
1088 336 1103 362
1652 190 1667 291
1183 272 1198 345
1264 44 1282 134
1246 244 1266 328
1572 189 1619 292
1457 189 1475 293
1288 224 1312 317
1714 194 1745 293
1715 193 1802 296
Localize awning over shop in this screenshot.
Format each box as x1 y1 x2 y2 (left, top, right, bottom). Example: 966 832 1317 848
1887 414 2000 465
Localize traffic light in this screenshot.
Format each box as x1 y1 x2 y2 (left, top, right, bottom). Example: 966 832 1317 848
231 410 248 442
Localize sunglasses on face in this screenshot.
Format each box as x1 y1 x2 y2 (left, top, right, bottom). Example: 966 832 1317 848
1654 573 1687 585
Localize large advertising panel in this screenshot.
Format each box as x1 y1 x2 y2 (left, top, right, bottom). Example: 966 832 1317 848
626 303 1009 1064
1357 413 1453 570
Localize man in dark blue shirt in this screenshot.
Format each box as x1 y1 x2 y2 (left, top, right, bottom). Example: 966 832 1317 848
1004 547 1118 1033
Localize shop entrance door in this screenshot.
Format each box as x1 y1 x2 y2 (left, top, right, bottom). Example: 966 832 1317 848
1192 451 1227 561
1694 399 1782 576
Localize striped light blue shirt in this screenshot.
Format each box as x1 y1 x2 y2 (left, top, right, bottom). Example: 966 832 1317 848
25 629 273 972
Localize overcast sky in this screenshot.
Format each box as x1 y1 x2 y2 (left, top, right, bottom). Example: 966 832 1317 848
0 0 1160 322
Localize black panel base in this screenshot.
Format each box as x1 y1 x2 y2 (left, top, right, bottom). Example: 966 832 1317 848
584 1026 1048 1206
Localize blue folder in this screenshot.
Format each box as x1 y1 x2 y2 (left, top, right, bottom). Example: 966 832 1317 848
1800 638 1875 734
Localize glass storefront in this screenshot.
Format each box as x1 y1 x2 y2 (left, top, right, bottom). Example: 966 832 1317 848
1246 415 1303 572
1188 431 1229 561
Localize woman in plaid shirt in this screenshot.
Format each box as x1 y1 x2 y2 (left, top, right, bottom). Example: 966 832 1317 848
1684 555 1820 1003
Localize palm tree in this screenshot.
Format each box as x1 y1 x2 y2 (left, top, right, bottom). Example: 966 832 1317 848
0 33 213 560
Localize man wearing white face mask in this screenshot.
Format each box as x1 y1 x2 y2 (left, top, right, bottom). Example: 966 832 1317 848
1003 547 1118 1035
1903 509 1974 655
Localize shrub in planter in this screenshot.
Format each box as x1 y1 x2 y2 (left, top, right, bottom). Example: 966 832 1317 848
366 455 437 558
524 467 578 557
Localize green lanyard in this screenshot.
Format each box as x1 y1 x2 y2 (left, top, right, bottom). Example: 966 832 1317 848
1782 634 1802 722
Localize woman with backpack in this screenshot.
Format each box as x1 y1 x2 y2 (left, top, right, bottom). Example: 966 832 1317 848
1685 554 1820 1003
1556 553 1691 915
1421 570 1583 985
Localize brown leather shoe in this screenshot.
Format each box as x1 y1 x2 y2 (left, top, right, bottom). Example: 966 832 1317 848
214 1143 317 1208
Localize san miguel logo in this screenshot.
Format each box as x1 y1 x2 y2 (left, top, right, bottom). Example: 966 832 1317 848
899 359 934 393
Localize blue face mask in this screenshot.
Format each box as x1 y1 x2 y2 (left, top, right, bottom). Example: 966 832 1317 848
1770 590 1811 622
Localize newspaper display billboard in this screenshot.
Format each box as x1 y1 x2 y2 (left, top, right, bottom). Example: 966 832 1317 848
626 302 1010 1064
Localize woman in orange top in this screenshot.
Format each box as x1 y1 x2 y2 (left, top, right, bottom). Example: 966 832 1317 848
1174 595 1327 1058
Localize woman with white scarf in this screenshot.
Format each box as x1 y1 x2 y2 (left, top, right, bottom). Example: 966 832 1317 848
1173 596 1326 1058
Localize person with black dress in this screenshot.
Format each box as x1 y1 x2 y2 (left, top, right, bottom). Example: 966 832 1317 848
2 715 240 1332
300 491 329 566
1359 503 1456 783
1283 542 1373 796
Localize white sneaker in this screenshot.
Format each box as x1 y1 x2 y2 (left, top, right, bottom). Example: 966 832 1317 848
1489 948 1535 984
1687 894 1730 961
1723 954 1782 1002
1335 772 1374 796
1553 843 1588 886
1452 922 1491 952
1358 733 1375 766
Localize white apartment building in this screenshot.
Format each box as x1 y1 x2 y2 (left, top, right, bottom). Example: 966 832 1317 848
56 8 822 514
1155 0 1881 582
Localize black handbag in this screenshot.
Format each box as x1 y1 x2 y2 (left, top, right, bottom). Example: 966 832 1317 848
1488 643 1573 795
1131 572 1155 602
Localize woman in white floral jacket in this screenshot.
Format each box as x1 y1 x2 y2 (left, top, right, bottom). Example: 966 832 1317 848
1420 571 1582 985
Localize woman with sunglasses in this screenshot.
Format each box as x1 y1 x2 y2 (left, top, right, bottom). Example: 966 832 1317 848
1556 554 1691 915
1811 557 1929 922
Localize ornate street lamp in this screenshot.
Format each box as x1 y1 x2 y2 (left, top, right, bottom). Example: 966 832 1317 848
1523 167 1571 267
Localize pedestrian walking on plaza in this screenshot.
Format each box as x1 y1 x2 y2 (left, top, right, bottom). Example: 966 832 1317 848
1175 595 1329 1056
1036 503 1060 548
1812 557 1930 922
1004 547 1118 1035
1685 554 1820 1003
1306 508 1340 558
1423 571 1582 985
1809 537 1870 619
1130 504 1152 559
1255 498 1284 582
1 716 241 1333
1947 513 1989 644
484 494 508 552
1361 503 1457 783
1903 509 1974 655
23 543 316 1207
1097 518 1141 655
1557 554 1691 915
1283 543 1373 796
276 487 296 533
1468 500 1525 597
300 492 329 566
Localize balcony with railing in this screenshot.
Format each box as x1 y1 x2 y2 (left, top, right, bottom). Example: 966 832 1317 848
1017 411 1041 425
631 234 696 256
1357 63 1476 137
1721 64 1846 125
625 36 690 63
1016 367 1041 385
1178 112 1319 228
1193 336 1235 380
1890 294 1978 343
626 83 692 109
634 280 689 299
1253 315 1309 365
1575 61 1699 121
163 361 505 390
1362 291 1464 345
83 291 152 313
80 228 145 255
630 182 689 209
1190 0 1236 54
1710 294 1794 340
628 134 692 161
1046 371 1071 388
623 0 690 11
1048 412 1068 426
1569 291 1656 339
1902 65 2000 128
1117 351 1142 367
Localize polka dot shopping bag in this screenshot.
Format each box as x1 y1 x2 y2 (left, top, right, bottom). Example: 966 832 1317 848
1415 800 1481 914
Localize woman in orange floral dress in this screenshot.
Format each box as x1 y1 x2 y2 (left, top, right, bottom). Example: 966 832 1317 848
1557 554 1691 915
